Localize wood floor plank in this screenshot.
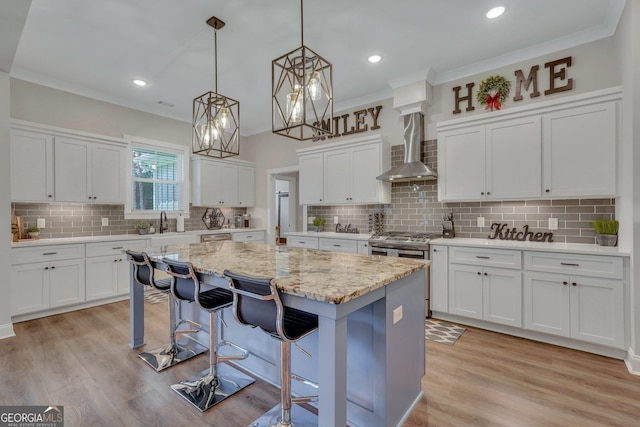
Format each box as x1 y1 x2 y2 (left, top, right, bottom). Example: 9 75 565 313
2 303 640 426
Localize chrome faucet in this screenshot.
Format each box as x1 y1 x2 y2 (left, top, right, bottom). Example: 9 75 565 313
160 211 168 234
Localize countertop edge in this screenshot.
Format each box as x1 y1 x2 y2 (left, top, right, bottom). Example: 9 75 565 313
285 231 372 240
429 238 630 257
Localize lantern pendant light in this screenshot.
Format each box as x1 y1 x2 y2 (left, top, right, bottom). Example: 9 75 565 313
272 0 333 141
193 16 240 158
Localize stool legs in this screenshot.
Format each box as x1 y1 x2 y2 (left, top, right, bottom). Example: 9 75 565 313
250 340 318 427
138 294 207 372
171 309 255 412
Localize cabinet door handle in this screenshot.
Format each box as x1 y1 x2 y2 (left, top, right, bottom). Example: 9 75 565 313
42 252 57 255
333 244 341 247
572 282 577 286
51 266 55 269
476 256 490 259
246 236 253 238
112 246 123 250
560 262 580 267
562 281 568 285
545 189 550 193
298 241 306 245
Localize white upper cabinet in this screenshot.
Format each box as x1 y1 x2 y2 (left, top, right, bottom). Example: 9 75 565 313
299 153 324 205
437 87 620 202
191 156 256 207
542 101 617 198
55 136 125 203
10 121 126 204
298 134 391 205
10 129 55 202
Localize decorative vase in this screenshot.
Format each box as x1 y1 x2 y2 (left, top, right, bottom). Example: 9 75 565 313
138 228 149 235
596 234 617 247
27 232 39 240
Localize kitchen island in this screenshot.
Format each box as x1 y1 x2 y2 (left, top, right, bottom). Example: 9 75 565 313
128 241 429 427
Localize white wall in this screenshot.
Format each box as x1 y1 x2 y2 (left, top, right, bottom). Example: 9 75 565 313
616 0 640 372
427 36 621 139
0 71 15 338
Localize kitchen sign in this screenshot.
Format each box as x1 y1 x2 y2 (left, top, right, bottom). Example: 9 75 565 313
312 105 383 141
452 56 574 114
488 223 554 243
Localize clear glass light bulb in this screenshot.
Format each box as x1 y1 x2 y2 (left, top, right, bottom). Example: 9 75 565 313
308 71 322 101
287 91 303 123
201 121 220 147
219 107 230 130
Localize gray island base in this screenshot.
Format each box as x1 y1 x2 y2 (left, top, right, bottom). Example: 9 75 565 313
128 241 429 427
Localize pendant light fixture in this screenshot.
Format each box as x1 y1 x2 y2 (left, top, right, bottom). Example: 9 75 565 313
272 0 333 141
193 16 240 158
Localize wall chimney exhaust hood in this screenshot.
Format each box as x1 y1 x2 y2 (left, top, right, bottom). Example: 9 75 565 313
376 112 437 182
377 79 437 183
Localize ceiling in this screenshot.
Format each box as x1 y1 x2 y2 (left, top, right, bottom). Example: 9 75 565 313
6 0 626 136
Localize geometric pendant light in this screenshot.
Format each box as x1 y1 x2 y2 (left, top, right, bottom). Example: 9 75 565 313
272 0 333 141
193 16 240 158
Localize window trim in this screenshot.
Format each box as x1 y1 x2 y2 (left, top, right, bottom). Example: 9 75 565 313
124 135 190 220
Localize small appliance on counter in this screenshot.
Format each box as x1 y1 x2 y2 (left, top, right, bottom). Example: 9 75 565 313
243 213 252 229
442 212 455 238
233 214 243 229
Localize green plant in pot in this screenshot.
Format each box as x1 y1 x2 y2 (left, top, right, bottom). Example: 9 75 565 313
135 221 150 235
26 226 40 239
312 217 325 232
590 219 619 246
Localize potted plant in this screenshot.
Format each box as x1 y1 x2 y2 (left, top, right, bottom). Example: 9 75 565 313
135 221 150 235
590 219 619 246
312 217 325 232
26 226 40 239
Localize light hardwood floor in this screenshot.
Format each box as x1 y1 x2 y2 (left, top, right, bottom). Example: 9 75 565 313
1 300 639 426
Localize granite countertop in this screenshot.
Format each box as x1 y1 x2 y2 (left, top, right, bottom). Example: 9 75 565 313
140 241 429 304
285 231 372 240
430 237 630 257
11 229 266 248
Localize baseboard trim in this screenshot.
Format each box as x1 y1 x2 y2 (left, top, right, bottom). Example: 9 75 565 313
0 322 15 340
625 347 640 375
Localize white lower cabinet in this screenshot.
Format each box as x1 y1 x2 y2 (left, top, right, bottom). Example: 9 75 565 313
448 263 521 327
430 244 448 313
523 271 624 348
232 230 266 243
86 255 129 301
357 240 370 255
287 236 319 249
11 259 85 316
319 238 358 254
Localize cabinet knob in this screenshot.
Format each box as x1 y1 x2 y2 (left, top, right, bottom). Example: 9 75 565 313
545 189 550 193
486 192 491 195
320 198 323 201
433 248 437 252
484 272 488 276
562 281 568 285
48 195 53 198
114 259 118 262
477 272 481 275
44 266 49 270
572 282 577 287
51 266 55 269
480 192 485 195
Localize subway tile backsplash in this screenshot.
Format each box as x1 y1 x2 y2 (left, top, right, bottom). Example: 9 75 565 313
12 203 246 239
308 139 615 244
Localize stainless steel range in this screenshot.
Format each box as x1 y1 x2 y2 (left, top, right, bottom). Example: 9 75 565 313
368 231 441 317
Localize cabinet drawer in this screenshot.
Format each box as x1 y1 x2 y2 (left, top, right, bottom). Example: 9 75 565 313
450 247 521 269
232 231 265 243
319 238 358 254
524 251 623 279
287 236 319 249
86 239 147 257
12 244 85 264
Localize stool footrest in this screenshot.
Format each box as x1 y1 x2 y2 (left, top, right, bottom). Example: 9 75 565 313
171 363 255 412
216 339 250 362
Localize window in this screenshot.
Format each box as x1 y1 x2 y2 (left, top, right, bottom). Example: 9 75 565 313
125 136 190 219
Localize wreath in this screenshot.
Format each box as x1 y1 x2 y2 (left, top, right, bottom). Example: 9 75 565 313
476 75 511 111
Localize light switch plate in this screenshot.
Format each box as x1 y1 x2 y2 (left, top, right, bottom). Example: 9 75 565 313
548 217 558 230
477 217 485 228
308 216 315 224
102 217 109 226
37 218 45 229
334 216 339 224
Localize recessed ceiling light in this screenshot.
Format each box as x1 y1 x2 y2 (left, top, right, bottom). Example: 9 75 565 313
132 79 147 87
368 55 382 63
486 6 505 19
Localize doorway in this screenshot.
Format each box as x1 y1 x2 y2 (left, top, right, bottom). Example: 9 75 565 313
266 166 299 245
276 179 291 235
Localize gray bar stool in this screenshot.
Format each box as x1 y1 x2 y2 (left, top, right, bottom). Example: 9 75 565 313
225 270 319 427
126 250 207 371
164 259 255 412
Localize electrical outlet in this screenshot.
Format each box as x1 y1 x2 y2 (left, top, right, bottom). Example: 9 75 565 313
308 216 315 225
477 217 485 228
334 216 339 224
548 217 558 230
393 306 403 325
37 218 45 229
102 217 109 227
